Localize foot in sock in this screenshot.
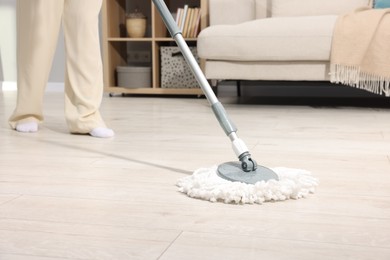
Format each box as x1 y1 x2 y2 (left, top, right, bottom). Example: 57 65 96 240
15 122 38 133
89 127 115 138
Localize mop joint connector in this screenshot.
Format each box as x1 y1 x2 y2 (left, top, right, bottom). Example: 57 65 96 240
239 152 258 172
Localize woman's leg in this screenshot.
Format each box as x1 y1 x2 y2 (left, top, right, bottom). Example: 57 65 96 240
62 0 114 137
9 0 64 132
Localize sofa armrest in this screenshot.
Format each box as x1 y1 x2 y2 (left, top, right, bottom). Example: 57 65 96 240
209 0 256 26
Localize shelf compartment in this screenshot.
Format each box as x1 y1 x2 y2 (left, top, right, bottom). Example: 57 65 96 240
102 0 207 95
105 41 153 88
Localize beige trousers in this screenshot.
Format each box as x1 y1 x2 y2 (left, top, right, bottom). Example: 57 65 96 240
9 0 106 133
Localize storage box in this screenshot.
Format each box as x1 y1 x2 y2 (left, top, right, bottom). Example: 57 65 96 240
116 66 151 88
160 46 200 88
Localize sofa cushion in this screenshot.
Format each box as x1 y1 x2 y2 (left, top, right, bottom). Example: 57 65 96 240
255 0 270 19
198 15 338 62
271 0 370 17
204 61 331 81
209 0 256 25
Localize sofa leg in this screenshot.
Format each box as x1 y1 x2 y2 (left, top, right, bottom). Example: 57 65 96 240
209 79 218 96
210 79 218 87
237 80 241 97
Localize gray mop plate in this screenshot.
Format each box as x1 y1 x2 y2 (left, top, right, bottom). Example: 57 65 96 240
217 162 279 184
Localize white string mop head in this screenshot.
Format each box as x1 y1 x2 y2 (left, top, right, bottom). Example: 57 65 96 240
177 166 319 204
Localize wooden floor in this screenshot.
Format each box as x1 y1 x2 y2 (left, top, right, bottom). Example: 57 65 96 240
1 89 390 259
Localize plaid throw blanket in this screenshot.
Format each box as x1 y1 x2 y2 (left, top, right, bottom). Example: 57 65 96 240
330 7 390 96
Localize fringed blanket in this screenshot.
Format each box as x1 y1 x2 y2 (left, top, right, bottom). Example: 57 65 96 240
330 7 390 96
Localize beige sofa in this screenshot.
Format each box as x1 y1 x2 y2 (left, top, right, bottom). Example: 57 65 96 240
197 0 372 88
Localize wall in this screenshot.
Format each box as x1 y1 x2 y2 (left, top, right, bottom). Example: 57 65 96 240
0 0 72 84
0 0 184 86
0 0 17 82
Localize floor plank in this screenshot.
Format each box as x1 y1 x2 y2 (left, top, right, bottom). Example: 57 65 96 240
1 90 390 259
159 231 390 260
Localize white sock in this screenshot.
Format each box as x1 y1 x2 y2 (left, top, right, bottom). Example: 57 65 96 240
89 127 115 138
15 122 38 133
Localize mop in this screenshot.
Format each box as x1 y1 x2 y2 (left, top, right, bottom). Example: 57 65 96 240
153 0 318 204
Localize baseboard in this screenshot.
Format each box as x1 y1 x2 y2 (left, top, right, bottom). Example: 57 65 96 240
1 81 17 91
1 81 64 92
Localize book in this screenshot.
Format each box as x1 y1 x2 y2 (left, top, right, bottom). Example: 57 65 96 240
190 8 200 38
175 8 183 28
193 8 202 37
183 8 193 37
180 5 189 32
175 5 201 38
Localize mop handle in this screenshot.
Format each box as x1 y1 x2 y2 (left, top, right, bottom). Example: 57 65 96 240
152 0 237 134
152 0 257 171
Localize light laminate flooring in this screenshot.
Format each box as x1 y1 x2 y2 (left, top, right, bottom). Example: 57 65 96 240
0 89 390 260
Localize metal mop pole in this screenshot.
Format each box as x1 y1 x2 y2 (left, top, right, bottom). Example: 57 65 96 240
152 0 278 182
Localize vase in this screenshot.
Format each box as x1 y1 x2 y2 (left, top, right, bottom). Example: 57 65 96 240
126 9 147 38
